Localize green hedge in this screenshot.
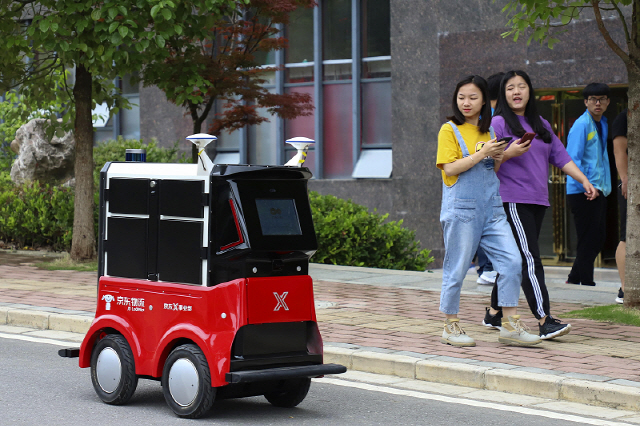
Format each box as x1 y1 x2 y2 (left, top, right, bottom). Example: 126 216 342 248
0 140 433 271
309 192 433 271
0 180 75 250
0 138 181 250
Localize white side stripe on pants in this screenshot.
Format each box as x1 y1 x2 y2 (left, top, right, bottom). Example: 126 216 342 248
508 203 546 318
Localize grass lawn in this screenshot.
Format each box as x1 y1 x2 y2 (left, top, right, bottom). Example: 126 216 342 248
35 254 98 272
563 305 640 327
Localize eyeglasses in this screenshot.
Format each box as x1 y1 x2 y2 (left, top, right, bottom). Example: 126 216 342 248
587 97 609 104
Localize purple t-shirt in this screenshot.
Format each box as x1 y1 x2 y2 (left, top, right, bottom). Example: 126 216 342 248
491 115 572 206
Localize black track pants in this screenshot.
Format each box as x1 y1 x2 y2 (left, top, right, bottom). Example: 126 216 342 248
566 192 607 286
491 203 550 320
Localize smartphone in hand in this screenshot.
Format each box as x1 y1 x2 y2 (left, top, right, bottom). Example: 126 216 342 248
519 132 535 144
496 137 512 146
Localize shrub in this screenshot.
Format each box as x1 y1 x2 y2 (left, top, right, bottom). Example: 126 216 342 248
0 182 74 250
0 138 184 251
93 137 187 182
309 191 433 271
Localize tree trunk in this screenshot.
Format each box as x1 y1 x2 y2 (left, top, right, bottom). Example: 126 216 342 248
626 64 640 307
69 64 96 261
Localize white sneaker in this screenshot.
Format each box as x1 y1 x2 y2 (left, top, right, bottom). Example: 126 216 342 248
441 319 476 347
499 315 542 346
477 270 497 285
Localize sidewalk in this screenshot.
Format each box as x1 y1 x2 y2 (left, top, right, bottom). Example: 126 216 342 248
1 254 640 414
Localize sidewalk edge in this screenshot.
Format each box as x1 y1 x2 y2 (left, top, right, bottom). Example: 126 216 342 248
323 347 640 412
3 307 639 412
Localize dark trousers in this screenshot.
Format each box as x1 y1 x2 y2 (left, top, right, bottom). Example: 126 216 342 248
567 191 607 285
491 203 550 320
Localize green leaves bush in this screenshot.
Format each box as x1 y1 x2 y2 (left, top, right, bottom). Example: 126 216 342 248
0 181 75 250
0 138 183 250
309 192 433 271
93 137 188 182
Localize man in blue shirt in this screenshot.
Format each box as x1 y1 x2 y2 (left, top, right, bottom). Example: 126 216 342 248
565 83 611 287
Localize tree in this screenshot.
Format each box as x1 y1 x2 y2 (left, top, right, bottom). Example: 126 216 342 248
141 0 315 162
500 0 640 307
0 0 232 260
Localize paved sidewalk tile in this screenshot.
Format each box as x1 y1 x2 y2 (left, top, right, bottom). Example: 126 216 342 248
2 263 640 386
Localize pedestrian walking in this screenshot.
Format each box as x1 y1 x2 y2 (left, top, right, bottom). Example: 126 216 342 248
565 83 612 287
437 75 541 348
483 70 598 340
611 109 628 304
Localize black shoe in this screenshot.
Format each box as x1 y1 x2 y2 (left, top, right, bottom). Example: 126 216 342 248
616 288 624 304
565 279 595 286
482 307 502 330
539 316 572 340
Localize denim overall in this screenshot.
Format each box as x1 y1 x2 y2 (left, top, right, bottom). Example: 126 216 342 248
440 122 522 315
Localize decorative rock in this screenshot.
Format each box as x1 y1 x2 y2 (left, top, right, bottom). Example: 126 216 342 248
10 119 75 185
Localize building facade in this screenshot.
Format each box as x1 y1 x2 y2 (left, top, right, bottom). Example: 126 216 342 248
133 1 629 266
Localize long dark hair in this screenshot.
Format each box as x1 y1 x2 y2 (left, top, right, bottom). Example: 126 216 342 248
494 70 552 143
446 75 492 134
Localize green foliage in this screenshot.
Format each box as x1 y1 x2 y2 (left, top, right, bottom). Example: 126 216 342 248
0 71 71 144
500 1 631 49
35 253 98 271
0 138 183 251
93 137 188 182
563 304 640 327
0 182 74 250
309 192 433 271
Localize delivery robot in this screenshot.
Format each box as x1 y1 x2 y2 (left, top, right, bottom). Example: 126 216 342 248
59 134 346 418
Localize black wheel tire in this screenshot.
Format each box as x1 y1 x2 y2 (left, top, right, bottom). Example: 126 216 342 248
162 344 216 419
264 378 311 408
90 334 138 405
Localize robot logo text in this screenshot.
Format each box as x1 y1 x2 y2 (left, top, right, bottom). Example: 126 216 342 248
273 292 289 311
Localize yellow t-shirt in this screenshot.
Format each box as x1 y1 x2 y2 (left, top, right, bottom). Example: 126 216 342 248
436 122 492 186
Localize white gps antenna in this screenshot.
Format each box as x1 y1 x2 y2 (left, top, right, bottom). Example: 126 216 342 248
186 133 218 175
284 137 315 167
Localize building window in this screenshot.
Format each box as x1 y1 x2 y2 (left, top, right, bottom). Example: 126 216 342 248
323 0 352 81
286 7 314 83
93 74 141 143
224 0 391 178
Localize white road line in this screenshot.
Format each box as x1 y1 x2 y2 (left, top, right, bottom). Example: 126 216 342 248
0 332 79 347
316 378 636 426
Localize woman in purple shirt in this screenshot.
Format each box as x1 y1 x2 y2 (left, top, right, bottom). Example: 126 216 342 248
483 70 597 340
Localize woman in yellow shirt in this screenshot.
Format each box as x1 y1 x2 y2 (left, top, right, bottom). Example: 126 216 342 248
436 75 540 347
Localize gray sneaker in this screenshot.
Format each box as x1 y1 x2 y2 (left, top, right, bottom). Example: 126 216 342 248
499 315 542 346
441 318 476 347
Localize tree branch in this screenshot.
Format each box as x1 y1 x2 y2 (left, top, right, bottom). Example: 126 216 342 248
610 0 631 45
591 0 631 66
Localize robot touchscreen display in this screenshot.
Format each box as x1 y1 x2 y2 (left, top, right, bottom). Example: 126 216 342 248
255 199 303 235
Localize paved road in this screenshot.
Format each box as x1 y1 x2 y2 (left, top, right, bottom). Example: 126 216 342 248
0 330 635 426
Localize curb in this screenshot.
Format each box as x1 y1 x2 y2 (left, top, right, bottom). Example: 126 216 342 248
323 347 640 412
3 306 639 412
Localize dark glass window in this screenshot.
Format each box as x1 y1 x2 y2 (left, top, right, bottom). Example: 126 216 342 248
362 0 390 78
362 0 390 57
286 7 314 82
323 0 352 80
